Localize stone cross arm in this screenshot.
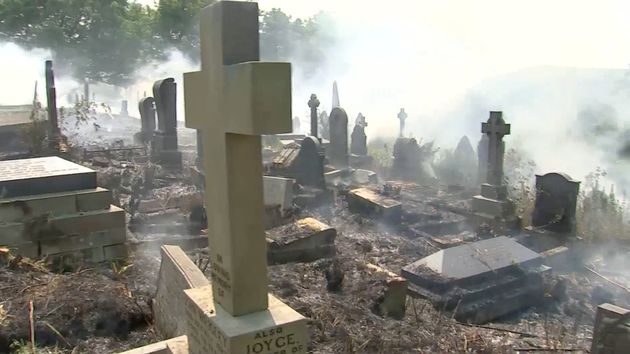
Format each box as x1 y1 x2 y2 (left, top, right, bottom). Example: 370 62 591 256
482 111 511 137
184 62 292 135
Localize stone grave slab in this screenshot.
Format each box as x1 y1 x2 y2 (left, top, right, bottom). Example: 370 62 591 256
184 285 309 354
153 245 210 339
267 217 336 264
0 157 97 198
263 176 295 214
402 236 548 323
348 187 402 222
351 169 377 185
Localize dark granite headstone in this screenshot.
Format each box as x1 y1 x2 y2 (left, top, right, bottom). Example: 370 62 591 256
152 78 182 168
350 113 368 156
0 157 97 198
329 107 348 168
296 137 325 189
532 172 580 234
138 97 156 143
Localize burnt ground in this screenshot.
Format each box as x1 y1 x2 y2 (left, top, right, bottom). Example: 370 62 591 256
2 185 630 354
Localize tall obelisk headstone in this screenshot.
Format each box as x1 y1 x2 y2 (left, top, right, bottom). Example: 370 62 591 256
472 111 514 218
45 60 60 141
183 2 308 353
397 108 407 138
332 81 340 109
308 93 320 138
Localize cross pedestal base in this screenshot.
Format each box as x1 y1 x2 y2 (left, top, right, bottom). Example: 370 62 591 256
472 184 514 218
184 285 309 354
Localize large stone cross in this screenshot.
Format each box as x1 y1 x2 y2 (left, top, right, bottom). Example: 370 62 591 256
308 94 320 137
183 1 292 317
481 111 510 186
397 108 407 138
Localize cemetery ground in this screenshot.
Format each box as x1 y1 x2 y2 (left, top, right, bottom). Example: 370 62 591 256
1 166 628 353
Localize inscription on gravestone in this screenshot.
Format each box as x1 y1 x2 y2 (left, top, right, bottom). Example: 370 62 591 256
0 157 96 198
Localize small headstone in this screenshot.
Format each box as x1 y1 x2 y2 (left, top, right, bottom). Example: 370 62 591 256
152 78 182 169
402 236 548 324
452 135 477 187
292 116 301 133
263 176 295 214
308 94 320 138
532 172 580 234
391 137 421 181
270 137 325 190
138 97 156 143
397 108 407 138
329 107 349 168
350 113 368 156
591 303 630 354
120 100 129 117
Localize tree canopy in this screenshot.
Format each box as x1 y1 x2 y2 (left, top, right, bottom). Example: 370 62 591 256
0 0 333 86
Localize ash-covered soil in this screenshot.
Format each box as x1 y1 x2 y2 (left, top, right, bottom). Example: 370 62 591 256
1 193 629 353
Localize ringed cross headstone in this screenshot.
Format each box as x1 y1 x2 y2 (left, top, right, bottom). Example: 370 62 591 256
308 94 320 138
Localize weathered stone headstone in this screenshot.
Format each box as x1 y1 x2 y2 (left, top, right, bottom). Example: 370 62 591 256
120 100 129 117
477 134 489 185
397 108 407 138
153 78 182 169
452 135 477 187
350 113 368 156
532 172 580 234
263 176 295 213
391 137 421 181
591 303 630 354
402 236 548 324
292 116 301 133
332 81 340 109
308 94 320 138
319 110 330 140
45 60 60 140
138 97 156 143
471 111 514 218
183 2 308 352
329 107 349 168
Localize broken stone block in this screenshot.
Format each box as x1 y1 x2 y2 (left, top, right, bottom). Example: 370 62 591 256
402 236 548 324
118 335 189 354
184 285 309 354
39 228 126 255
363 262 407 320
352 169 378 185
153 245 210 339
267 217 336 264
347 188 402 222
591 303 630 354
